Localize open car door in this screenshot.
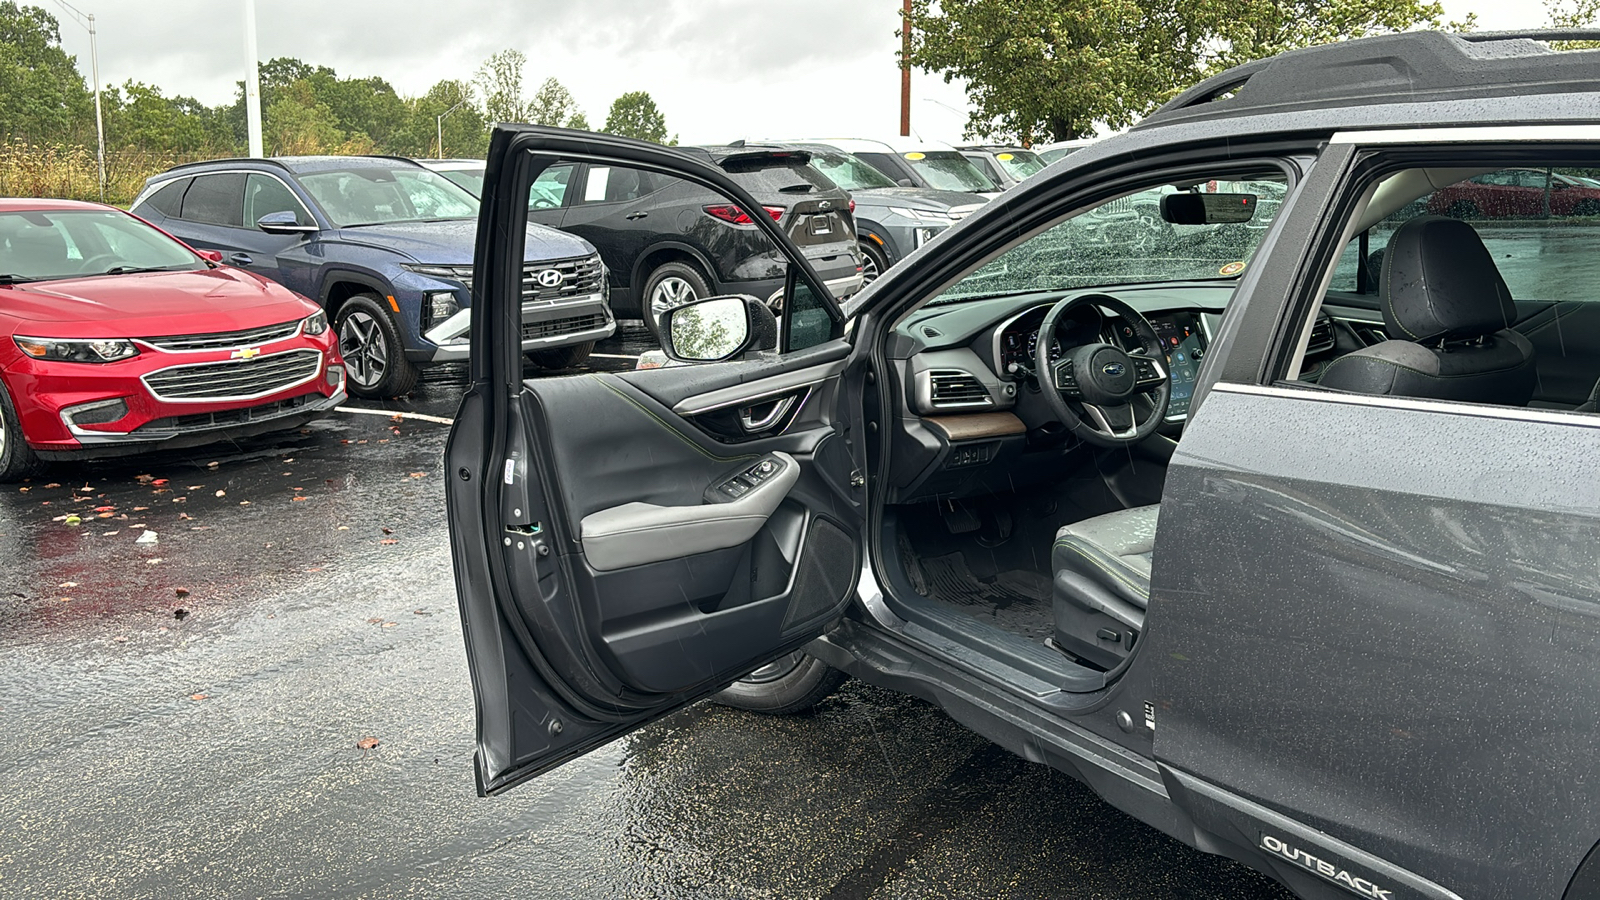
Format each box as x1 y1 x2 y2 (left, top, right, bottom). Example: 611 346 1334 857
446 127 867 795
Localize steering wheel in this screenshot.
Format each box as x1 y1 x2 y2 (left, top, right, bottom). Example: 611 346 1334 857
1035 293 1171 447
78 253 120 274
530 197 558 211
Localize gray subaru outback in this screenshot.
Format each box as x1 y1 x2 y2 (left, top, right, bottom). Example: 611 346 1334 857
445 30 1600 900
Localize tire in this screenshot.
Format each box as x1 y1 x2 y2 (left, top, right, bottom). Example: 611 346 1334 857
526 340 595 370
1448 200 1479 220
0 379 45 483
642 261 712 340
713 651 847 715
335 294 419 398
859 239 891 288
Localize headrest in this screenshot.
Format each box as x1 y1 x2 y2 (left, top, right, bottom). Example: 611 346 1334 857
1380 215 1516 342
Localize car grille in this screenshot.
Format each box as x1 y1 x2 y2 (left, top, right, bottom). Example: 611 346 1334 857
522 313 608 341
143 349 322 401
133 393 321 435
142 320 303 352
522 255 603 304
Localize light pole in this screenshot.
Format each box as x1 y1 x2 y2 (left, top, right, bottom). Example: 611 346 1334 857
900 0 912 137
52 0 104 201
436 99 469 159
244 0 263 158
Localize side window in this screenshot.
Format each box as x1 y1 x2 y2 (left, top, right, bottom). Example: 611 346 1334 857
244 174 308 226
857 152 904 184
141 178 190 218
529 163 573 210
579 166 659 205
1331 166 1600 301
180 173 246 227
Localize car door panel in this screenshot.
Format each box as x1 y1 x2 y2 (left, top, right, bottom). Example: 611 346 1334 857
1149 384 1600 897
1515 301 1600 406
450 126 852 794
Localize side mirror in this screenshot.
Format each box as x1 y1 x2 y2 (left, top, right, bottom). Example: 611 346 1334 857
196 249 224 263
658 295 776 363
257 211 318 235
1160 192 1257 225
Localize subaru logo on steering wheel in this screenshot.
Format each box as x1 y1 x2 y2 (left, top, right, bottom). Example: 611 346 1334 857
535 268 564 289
1101 362 1126 377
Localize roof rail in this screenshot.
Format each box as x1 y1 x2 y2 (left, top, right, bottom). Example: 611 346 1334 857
1142 30 1600 129
152 157 294 178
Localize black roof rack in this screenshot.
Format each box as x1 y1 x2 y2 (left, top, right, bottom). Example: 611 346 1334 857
149 157 294 179
1141 30 1600 130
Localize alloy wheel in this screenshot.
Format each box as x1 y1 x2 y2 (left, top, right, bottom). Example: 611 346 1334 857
737 651 805 685
861 253 881 286
0 397 8 460
339 311 389 389
649 276 699 319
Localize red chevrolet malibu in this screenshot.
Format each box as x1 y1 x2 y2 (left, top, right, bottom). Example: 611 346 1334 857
0 199 345 480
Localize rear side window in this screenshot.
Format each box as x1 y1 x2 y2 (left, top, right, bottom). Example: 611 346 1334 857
180 173 246 227
581 166 665 204
857 152 907 183
244 174 309 226
140 177 190 218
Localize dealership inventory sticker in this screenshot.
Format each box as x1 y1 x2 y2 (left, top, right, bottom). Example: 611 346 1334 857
904 152 926 160
1219 261 1247 276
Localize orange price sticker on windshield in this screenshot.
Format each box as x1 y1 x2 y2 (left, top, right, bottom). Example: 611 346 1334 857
1219 261 1247 276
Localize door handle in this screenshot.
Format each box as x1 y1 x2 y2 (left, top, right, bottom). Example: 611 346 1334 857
625 211 649 220
739 395 798 432
228 253 254 266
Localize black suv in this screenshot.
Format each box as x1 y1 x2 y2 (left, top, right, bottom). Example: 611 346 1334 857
425 145 863 329
131 156 613 396
446 31 1600 900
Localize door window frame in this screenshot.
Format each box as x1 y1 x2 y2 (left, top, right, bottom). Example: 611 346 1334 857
242 171 316 229
165 168 319 232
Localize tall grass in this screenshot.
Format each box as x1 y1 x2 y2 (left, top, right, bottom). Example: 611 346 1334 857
0 143 223 208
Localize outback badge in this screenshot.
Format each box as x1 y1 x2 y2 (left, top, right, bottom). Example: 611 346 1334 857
1260 834 1396 900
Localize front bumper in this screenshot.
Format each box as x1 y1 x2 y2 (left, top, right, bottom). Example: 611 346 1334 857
423 293 617 363
7 331 346 455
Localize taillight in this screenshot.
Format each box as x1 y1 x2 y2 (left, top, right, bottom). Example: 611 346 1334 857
703 204 785 225
848 198 856 214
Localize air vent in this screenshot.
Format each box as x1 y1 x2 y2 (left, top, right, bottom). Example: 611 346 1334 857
922 326 942 338
927 369 993 410
1306 315 1335 355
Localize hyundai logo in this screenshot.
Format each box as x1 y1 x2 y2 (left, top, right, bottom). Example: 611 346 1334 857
534 269 565 289
1101 362 1126 377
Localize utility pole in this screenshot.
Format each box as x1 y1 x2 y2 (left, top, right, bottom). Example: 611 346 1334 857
436 99 469 159
900 0 912 137
244 0 263 157
52 1 104 201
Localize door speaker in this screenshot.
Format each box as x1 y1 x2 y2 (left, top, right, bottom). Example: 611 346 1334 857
781 518 855 631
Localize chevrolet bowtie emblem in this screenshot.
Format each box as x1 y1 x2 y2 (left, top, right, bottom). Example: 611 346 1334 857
233 347 261 359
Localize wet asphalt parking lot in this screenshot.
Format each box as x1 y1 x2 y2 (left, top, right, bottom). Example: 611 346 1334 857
0 321 1295 899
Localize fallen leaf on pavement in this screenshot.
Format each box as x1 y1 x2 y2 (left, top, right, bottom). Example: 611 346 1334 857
189 693 207 701
381 527 393 535
379 538 398 545
63 515 81 526
214 490 226 498
44 483 61 489
175 587 189 597
134 475 154 484
174 608 188 620
206 461 219 469
152 479 169 487
59 581 77 588
135 530 157 544
112 635 127 643
408 472 426 478
291 496 308 502
357 736 380 750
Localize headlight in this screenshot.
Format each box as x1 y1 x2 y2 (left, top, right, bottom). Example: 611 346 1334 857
403 264 474 282
14 336 139 363
889 207 955 224
302 310 329 336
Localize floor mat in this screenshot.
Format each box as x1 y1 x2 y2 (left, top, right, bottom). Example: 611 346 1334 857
907 551 1055 642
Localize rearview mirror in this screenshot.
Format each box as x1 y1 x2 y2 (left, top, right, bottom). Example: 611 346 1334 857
256 211 318 235
896 178 915 188
660 295 775 363
1160 192 1257 225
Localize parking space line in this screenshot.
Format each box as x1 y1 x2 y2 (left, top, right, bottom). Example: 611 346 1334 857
590 352 642 360
336 406 456 426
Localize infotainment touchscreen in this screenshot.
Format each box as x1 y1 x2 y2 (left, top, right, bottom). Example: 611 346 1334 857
1147 314 1206 419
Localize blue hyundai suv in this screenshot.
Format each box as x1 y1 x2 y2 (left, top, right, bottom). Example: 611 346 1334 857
130 156 615 397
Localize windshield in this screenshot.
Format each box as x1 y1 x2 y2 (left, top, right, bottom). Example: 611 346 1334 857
0 208 202 282
993 150 1045 181
905 151 997 193
437 169 484 198
807 151 897 191
932 173 1287 303
298 166 479 227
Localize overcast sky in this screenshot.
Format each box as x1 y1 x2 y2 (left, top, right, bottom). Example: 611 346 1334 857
48 0 1537 146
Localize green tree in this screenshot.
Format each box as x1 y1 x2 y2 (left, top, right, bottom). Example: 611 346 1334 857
602 90 669 143
104 80 230 152
0 2 92 142
264 79 344 156
1547 0 1600 48
397 78 488 159
905 0 1456 143
475 49 529 122
527 77 586 128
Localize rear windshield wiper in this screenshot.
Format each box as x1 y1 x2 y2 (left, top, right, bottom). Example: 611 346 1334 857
779 184 815 193
0 273 37 284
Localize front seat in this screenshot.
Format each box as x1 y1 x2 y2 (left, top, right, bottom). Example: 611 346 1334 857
1318 215 1535 405
1051 505 1159 669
